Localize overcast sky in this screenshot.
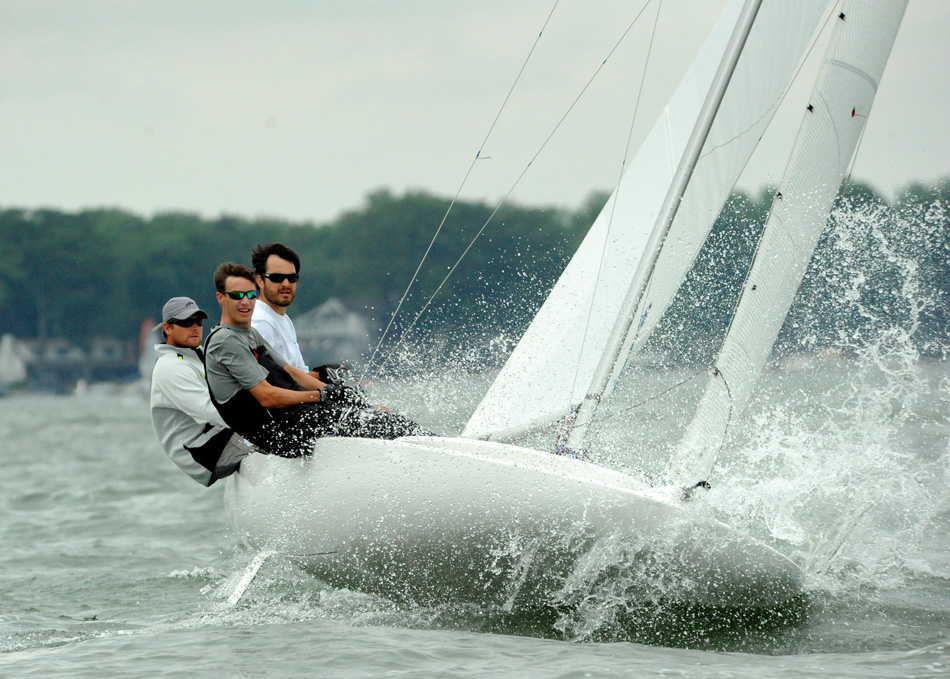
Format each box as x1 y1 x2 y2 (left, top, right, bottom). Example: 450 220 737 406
0 0 945 224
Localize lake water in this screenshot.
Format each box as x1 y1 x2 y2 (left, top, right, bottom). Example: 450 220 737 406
0 357 948 678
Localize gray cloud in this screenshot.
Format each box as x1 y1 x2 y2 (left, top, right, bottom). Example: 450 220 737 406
0 0 944 223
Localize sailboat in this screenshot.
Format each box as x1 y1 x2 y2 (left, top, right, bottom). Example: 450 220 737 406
224 0 908 610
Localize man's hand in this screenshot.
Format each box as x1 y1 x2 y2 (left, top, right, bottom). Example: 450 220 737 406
319 383 365 406
318 384 345 404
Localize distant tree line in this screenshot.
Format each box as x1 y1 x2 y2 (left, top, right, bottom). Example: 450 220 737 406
1 180 947 362
0 189 604 346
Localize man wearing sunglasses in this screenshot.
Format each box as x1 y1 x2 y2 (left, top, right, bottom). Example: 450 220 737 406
205 262 428 458
250 242 310 375
149 296 251 486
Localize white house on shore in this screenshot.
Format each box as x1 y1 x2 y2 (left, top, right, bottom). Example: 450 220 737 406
0 334 27 389
293 299 372 368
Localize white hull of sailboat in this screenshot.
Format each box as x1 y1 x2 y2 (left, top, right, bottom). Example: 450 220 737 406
224 436 801 609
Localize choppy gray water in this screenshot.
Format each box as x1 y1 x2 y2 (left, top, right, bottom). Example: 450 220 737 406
1 357 948 678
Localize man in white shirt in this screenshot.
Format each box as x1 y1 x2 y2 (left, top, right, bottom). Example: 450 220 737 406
250 242 314 373
149 296 252 486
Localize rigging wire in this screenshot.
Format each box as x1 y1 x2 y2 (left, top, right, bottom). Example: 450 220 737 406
594 366 707 422
368 0 661 381
361 0 562 384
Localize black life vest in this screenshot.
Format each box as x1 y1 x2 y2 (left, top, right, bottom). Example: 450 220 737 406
184 423 237 485
203 325 313 442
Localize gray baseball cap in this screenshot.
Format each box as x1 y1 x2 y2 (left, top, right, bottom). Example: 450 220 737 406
162 296 209 323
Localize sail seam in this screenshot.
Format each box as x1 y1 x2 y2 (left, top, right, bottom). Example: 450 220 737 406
826 58 879 91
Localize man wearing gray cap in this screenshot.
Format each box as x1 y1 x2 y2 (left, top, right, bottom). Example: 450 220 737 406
149 296 252 486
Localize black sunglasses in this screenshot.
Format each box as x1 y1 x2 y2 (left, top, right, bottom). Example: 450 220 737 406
168 318 204 328
225 290 260 300
261 272 299 284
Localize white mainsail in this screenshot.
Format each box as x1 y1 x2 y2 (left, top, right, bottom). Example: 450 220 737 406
669 0 909 483
462 0 744 441
464 0 828 443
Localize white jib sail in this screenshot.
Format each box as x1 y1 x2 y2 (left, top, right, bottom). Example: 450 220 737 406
462 0 746 442
600 0 832 391
669 0 909 484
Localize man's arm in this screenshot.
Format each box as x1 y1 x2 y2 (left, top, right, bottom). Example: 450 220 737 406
285 364 326 391
248 379 323 407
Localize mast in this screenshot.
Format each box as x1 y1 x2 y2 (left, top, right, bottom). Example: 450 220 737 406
565 0 764 452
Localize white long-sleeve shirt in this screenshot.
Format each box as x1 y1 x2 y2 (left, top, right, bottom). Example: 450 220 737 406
149 343 227 485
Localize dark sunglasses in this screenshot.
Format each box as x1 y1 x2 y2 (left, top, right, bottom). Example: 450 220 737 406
261 272 299 284
168 318 204 328
225 290 260 300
